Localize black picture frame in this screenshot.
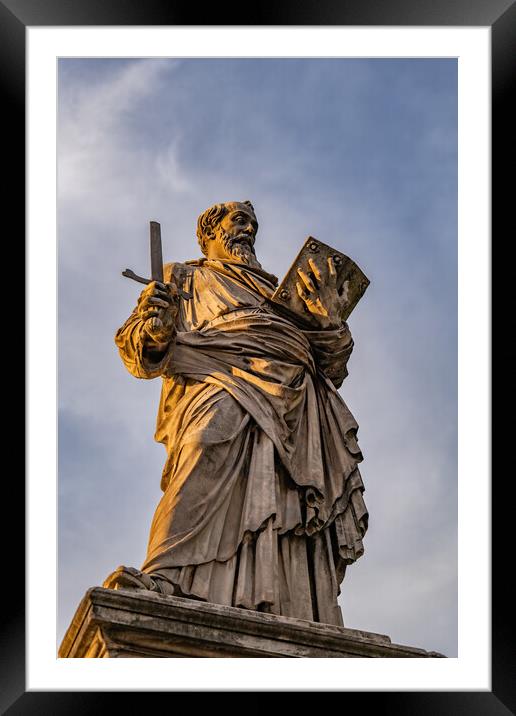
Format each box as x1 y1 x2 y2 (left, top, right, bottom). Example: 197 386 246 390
6 0 513 711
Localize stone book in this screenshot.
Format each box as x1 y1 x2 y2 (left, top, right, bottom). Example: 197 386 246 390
269 236 370 328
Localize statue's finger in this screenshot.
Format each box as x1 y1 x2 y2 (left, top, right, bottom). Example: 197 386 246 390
151 286 173 303
147 297 170 309
140 308 160 321
138 283 157 305
147 280 167 292
327 257 337 285
166 282 179 298
149 317 163 331
138 297 156 313
308 258 322 283
296 281 308 301
297 268 316 293
340 279 350 299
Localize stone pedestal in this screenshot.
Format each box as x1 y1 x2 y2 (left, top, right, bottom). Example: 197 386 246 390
59 587 445 658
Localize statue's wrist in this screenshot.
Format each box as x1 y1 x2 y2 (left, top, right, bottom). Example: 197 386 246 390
145 339 169 352
316 315 342 331
143 325 175 347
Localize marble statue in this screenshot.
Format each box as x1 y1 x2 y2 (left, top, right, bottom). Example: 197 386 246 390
103 200 368 626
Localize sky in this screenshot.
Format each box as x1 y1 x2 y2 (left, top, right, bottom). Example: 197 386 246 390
57 58 457 657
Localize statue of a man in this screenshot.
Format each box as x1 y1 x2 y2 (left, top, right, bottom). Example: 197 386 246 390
103 201 368 626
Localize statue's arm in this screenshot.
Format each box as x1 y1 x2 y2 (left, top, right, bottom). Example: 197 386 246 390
114 307 176 379
303 321 354 389
294 256 355 387
115 263 179 379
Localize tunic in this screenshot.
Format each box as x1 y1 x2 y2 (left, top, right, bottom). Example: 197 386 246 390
114 257 368 626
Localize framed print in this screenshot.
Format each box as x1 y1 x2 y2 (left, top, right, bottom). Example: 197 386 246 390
5 0 512 710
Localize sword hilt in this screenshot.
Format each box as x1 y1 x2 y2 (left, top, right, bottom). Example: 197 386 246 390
121 220 192 300
122 268 192 300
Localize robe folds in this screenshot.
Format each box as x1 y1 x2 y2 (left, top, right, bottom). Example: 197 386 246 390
115 258 368 626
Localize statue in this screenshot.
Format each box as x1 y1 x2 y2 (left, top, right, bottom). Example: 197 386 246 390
103 200 369 627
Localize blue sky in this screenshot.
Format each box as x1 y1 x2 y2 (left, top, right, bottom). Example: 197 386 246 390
58 58 457 656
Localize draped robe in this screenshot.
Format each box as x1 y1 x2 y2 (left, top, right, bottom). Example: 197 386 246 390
115 257 368 626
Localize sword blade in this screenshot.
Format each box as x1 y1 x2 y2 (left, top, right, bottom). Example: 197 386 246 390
150 221 164 283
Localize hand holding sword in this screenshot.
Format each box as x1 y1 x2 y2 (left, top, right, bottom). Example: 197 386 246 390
122 221 192 344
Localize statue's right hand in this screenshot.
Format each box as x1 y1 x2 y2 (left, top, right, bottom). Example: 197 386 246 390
137 280 178 343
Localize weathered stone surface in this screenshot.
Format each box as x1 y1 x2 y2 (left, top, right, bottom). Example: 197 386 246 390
59 587 445 658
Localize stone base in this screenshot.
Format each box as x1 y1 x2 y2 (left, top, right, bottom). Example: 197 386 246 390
59 587 445 658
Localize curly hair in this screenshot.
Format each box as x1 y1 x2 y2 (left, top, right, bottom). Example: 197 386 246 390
196 200 257 255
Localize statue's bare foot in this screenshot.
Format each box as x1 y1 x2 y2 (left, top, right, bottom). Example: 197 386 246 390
102 565 175 595
102 565 153 590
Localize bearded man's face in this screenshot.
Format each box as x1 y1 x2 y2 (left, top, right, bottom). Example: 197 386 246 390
211 203 261 268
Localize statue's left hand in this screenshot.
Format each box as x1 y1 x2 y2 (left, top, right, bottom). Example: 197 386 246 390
296 257 350 330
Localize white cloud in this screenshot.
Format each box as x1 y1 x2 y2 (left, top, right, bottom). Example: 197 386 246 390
58 60 183 213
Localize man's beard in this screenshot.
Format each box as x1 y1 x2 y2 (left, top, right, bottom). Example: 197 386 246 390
219 231 262 269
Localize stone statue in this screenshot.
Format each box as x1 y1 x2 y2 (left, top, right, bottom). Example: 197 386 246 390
103 200 368 626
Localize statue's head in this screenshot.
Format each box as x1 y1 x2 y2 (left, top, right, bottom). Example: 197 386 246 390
196 200 261 268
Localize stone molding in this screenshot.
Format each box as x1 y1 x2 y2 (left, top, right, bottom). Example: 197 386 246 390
59 587 445 658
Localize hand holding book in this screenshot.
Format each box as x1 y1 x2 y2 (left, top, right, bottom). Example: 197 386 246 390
296 256 350 330
270 237 369 329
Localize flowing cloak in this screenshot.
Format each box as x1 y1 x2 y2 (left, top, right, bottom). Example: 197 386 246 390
115 258 369 626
